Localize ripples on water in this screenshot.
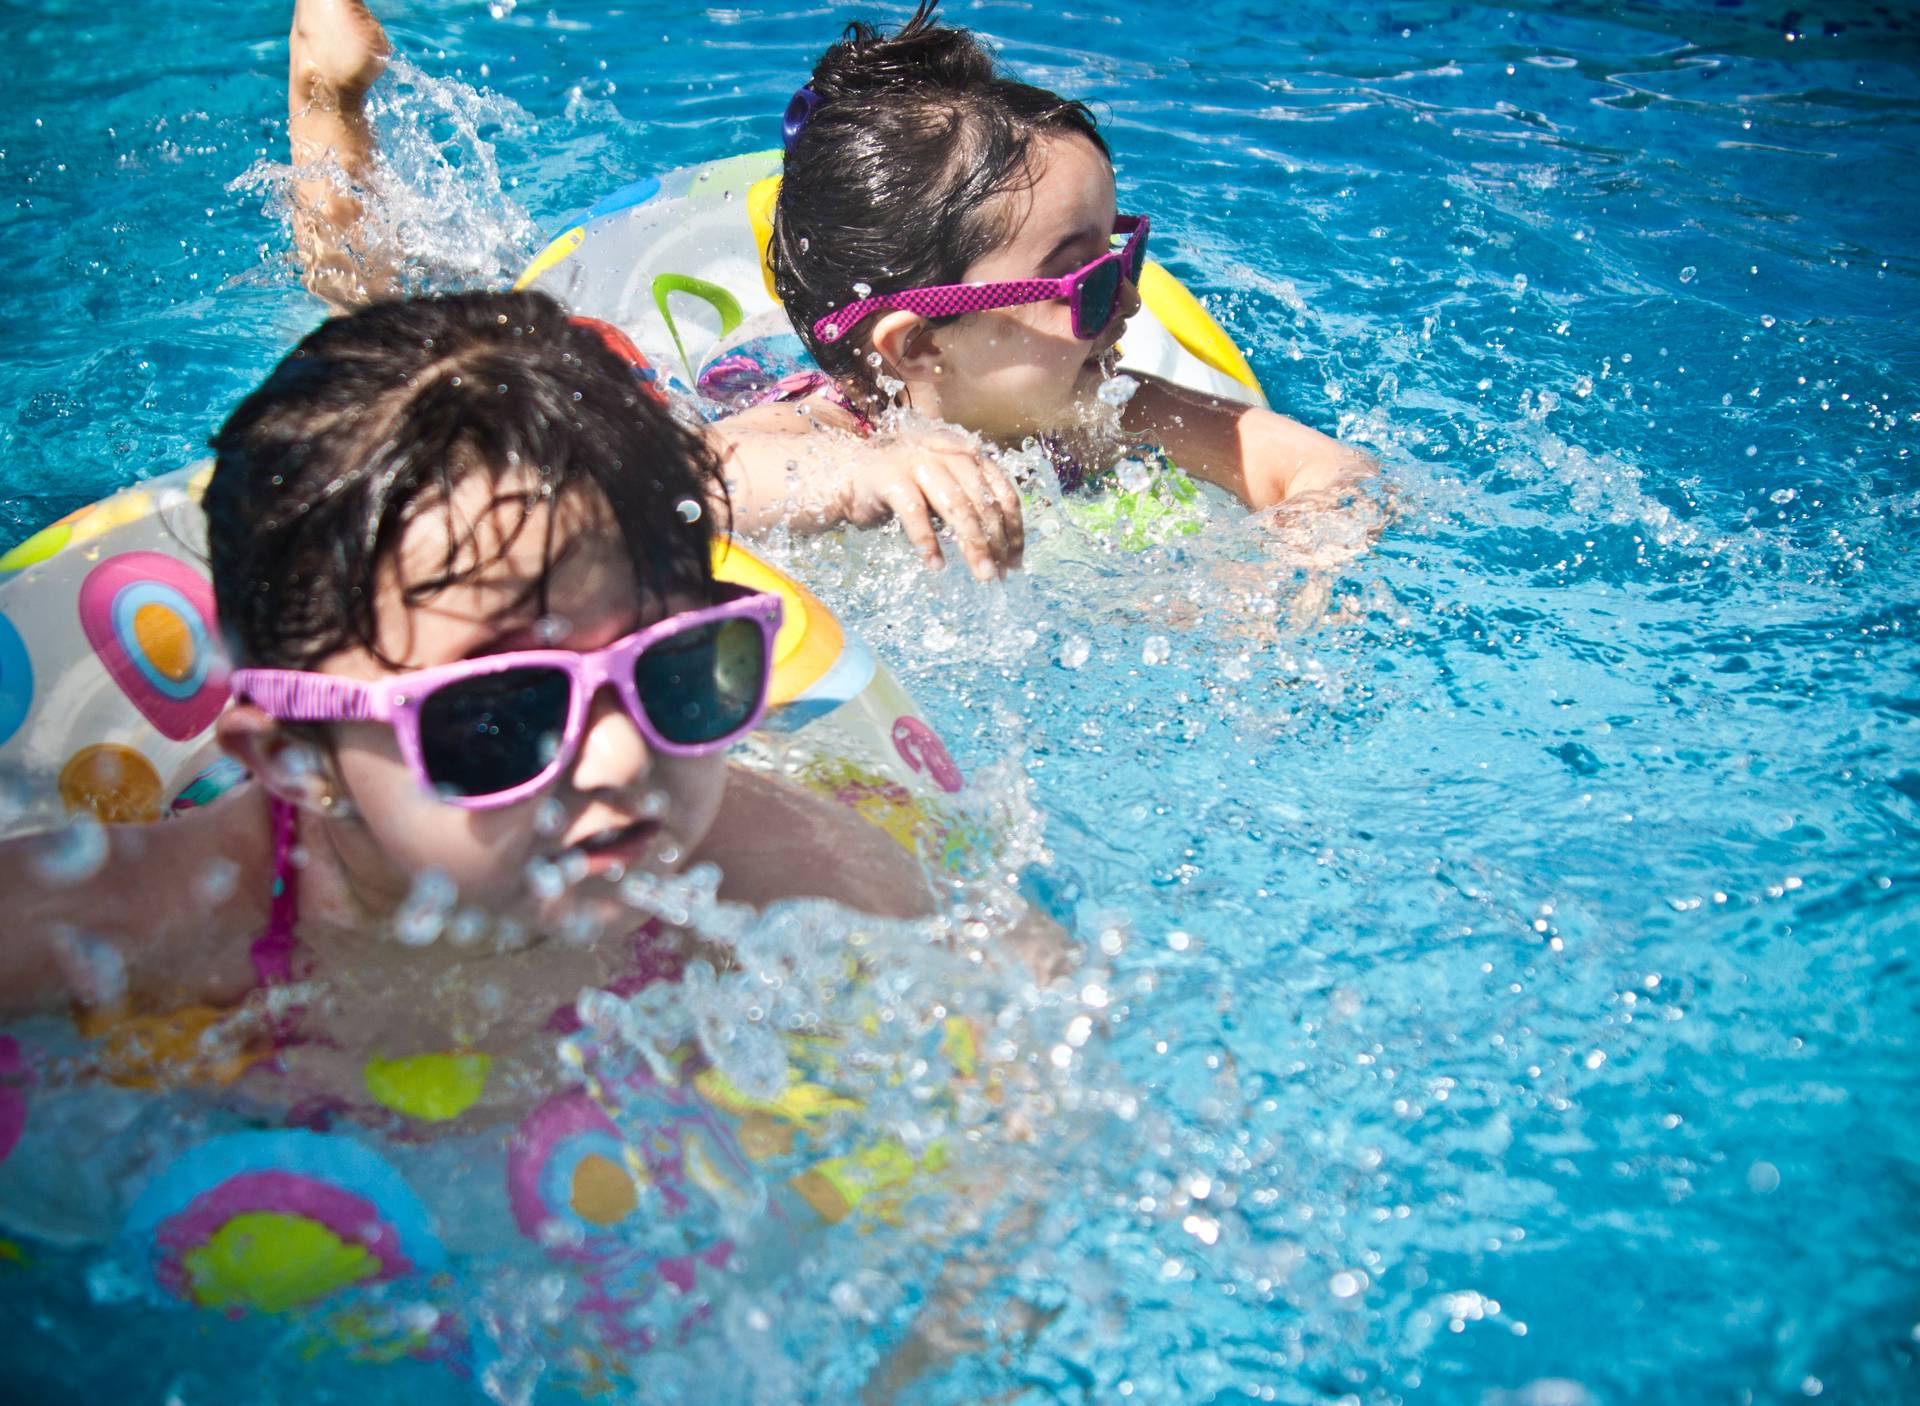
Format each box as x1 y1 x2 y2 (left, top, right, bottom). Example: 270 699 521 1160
2 1 1917 1401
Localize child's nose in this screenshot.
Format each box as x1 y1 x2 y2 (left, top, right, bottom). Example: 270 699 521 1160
1115 271 1143 323
567 683 653 793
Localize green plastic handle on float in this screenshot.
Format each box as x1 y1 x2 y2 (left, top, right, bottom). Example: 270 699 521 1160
651 273 744 383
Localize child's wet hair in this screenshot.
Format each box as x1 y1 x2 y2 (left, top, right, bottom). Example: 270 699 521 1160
206 290 723 669
772 0 1107 395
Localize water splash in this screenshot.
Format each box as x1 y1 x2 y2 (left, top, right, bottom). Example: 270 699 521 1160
231 58 538 297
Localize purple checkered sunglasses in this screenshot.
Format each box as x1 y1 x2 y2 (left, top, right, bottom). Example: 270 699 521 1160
812 215 1150 346
230 589 783 809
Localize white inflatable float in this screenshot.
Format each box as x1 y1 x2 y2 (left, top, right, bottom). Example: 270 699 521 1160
516 148 1267 411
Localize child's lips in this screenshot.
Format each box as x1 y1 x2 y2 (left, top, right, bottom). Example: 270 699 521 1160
569 818 663 875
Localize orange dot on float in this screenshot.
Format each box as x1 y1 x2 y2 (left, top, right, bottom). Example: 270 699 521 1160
131 602 196 683
569 1152 638 1227
58 744 164 824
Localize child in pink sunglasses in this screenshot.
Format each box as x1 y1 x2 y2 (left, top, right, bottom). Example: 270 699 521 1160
0 291 1008 1068
712 0 1372 550
283 1 1364 584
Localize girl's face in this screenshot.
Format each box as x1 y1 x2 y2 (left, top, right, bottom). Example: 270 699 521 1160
304 473 728 932
904 132 1142 443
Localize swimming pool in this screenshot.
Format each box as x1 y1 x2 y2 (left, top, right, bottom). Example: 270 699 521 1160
3 0 1917 1401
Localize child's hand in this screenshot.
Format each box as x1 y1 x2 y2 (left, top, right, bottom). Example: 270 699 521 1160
838 430 1025 580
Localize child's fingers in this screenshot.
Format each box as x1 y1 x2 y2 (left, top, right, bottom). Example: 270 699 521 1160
881 479 946 571
932 446 1020 572
913 462 998 581
980 459 1025 566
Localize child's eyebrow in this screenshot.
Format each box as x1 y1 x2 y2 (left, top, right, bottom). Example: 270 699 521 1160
1041 223 1108 267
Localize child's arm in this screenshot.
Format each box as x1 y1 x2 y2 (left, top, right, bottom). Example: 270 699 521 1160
704 766 939 920
287 0 396 311
1121 371 1374 509
704 768 1072 983
710 405 1025 581
0 796 266 1019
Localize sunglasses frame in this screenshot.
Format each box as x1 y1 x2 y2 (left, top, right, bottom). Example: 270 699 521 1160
230 590 784 810
812 215 1150 346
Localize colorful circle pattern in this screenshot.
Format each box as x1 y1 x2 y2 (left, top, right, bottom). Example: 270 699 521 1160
0 613 30 748
78 551 226 742
124 1129 442 1314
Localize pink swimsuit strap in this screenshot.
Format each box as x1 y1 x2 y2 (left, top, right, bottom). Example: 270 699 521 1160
750 370 877 435
251 796 302 988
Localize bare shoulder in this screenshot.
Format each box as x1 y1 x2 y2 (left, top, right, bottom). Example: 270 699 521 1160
0 788 274 1017
698 766 936 919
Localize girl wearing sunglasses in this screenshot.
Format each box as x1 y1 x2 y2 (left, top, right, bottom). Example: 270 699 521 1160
711 0 1370 564
282 1 1364 583
0 291 958 1064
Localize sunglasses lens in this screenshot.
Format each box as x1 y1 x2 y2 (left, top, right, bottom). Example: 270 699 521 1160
418 667 572 799
1125 227 1148 282
1079 259 1122 338
634 615 767 747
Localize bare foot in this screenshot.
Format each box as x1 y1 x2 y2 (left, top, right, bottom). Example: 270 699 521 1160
290 0 391 114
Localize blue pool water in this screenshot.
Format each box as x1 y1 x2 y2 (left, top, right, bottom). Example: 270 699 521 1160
3 1 1918 1401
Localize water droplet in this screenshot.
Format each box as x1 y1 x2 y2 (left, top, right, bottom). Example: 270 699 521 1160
1058 635 1091 670
524 856 566 901
395 868 458 946
851 281 872 298
1141 635 1171 666
195 858 240 906
533 614 571 645
1747 1160 1781 1193
1679 265 1697 283
534 797 569 837
1096 373 1140 408
35 814 109 886
676 497 703 523
1329 1269 1366 1298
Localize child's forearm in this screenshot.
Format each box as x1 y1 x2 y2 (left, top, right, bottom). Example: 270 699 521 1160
1123 371 1372 509
706 411 1023 579
706 411 864 538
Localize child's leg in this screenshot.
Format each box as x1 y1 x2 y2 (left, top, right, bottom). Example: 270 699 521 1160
288 0 394 310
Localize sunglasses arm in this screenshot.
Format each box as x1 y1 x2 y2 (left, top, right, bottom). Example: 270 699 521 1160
230 670 385 724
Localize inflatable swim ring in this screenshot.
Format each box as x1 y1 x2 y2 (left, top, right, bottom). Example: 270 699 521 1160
0 456 989 1369
0 462 976 857
518 149 1267 411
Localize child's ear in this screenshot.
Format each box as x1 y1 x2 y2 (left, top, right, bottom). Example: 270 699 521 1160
215 706 341 816
867 311 941 386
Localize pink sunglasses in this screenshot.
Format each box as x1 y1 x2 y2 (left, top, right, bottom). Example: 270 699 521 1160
231 590 783 809
813 215 1150 346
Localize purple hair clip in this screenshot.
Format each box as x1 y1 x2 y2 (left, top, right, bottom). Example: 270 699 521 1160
782 85 821 151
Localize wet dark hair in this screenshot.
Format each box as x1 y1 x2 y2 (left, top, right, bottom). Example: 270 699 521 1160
771 0 1108 397
206 289 724 669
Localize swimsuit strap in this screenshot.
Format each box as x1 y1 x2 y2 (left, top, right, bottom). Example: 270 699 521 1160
251 796 302 988
751 370 878 436
1039 435 1090 495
